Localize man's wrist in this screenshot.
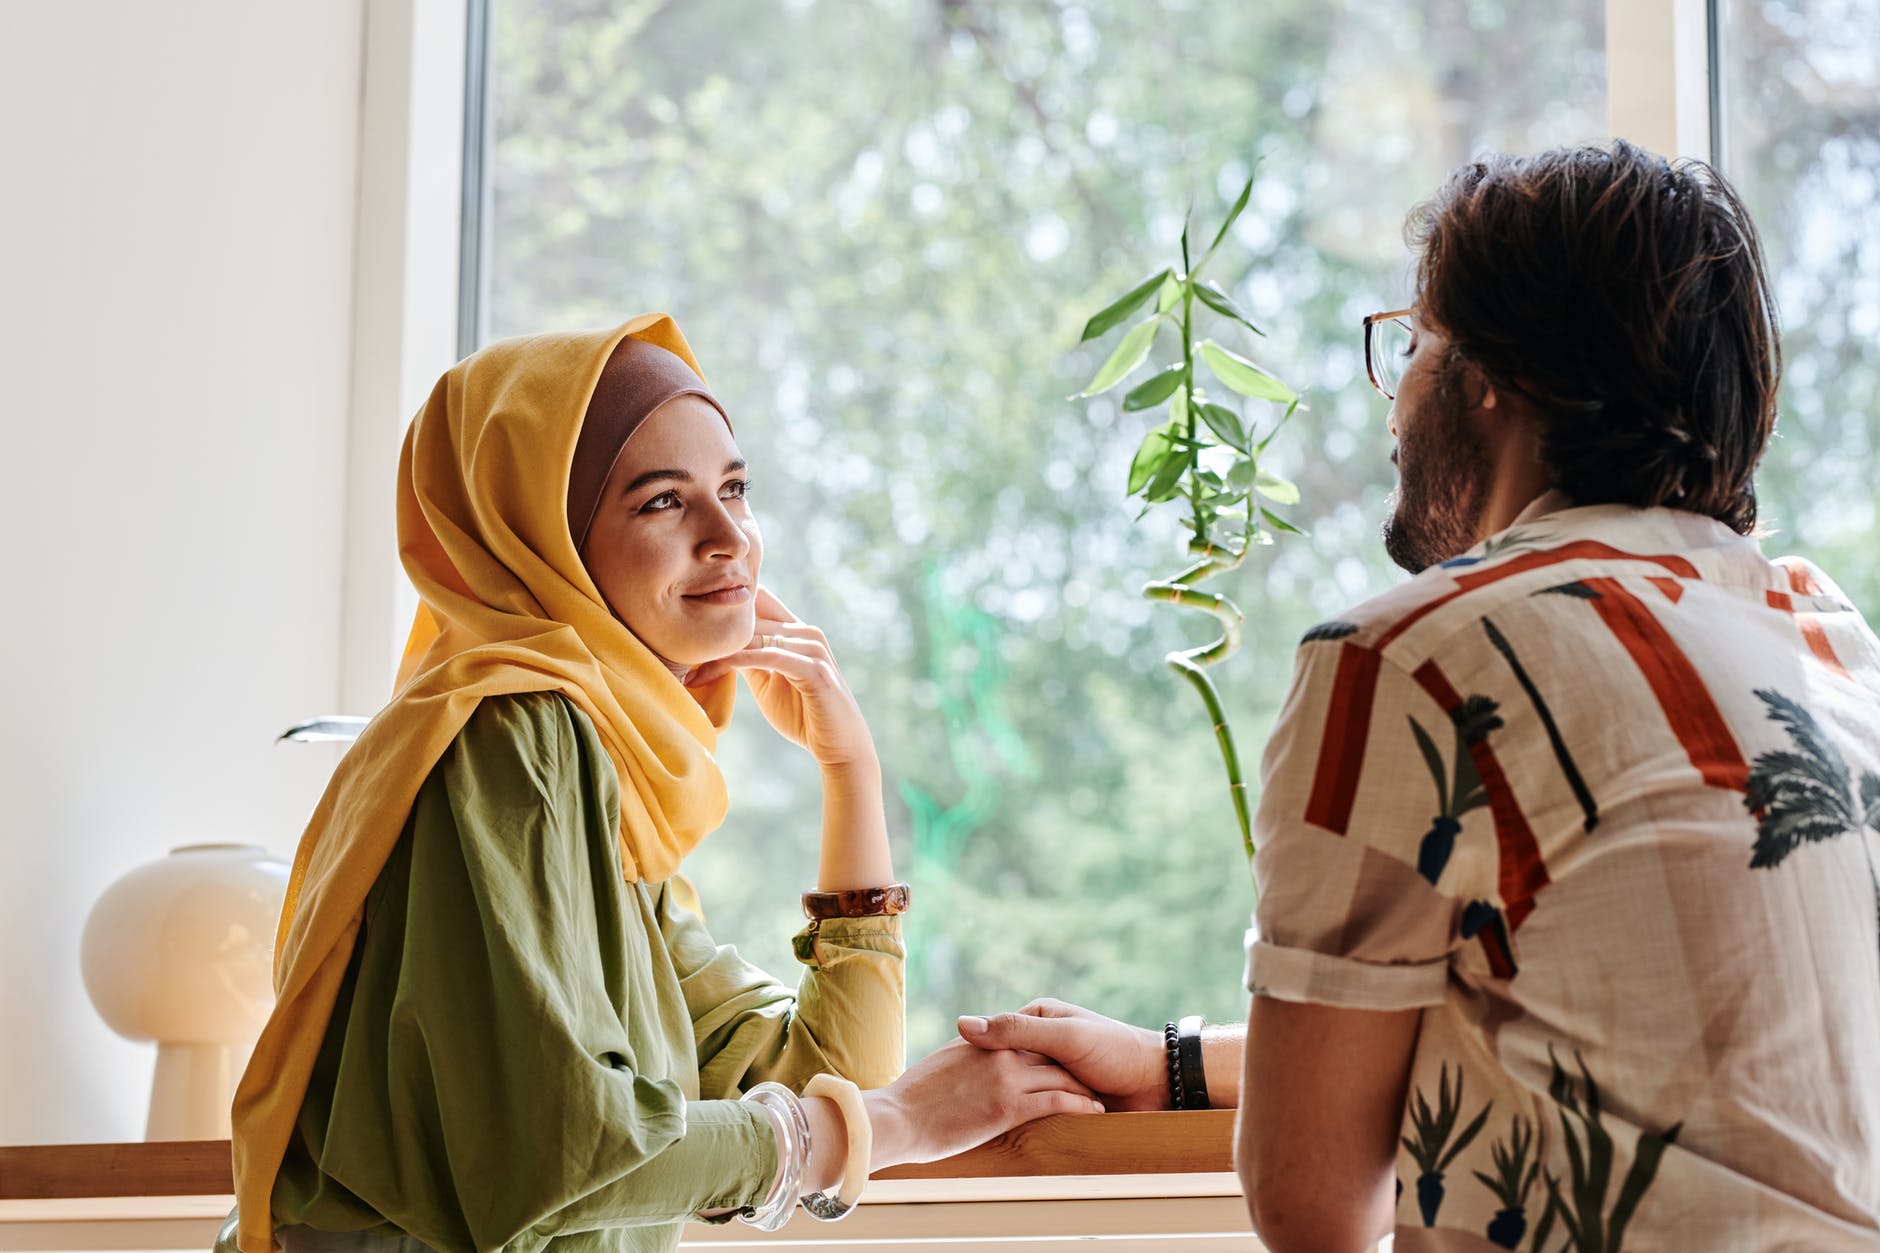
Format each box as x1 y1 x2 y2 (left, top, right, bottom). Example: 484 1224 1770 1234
1133 1024 1170 1110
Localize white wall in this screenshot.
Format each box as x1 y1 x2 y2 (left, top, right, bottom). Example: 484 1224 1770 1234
0 1 366 1143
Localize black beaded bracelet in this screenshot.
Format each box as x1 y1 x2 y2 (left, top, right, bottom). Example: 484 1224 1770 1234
1163 1021 1185 1110
1177 1014 1211 1111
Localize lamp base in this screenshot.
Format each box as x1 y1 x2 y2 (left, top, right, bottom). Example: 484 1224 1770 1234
147 1041 245 1141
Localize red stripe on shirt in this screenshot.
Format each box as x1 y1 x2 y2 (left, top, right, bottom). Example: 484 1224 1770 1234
1303 642 1383 835
1784 563 1824 595
1412 659 1549 930
1584 577 1749 792
1648 576 1685 603
1766 590 1850 679
1376 541 1704 648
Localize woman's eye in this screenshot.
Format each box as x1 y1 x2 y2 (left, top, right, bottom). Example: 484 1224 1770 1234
721 478 750 500
639 490 681 513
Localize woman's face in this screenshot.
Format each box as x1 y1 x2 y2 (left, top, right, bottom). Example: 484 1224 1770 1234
579 394 762 668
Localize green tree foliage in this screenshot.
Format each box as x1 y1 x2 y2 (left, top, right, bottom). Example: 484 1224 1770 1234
1721 0 1880 613
484 0 1869 1057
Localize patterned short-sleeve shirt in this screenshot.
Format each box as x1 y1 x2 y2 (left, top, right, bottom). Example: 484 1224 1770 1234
1245 496 1880 1250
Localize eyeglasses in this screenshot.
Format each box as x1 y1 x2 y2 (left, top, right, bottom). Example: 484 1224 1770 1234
1362 308 1415 400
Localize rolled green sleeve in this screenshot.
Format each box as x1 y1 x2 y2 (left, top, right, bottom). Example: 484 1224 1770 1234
664 890 907 1098
273 693 779 1253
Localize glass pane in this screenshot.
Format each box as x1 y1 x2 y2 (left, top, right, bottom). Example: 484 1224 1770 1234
485 0 1605 1054
1720 0 1880 614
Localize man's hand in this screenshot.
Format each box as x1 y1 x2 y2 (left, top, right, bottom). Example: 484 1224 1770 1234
956 998 1167 1112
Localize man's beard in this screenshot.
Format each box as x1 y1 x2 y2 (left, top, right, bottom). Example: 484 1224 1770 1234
1381 366 1494 574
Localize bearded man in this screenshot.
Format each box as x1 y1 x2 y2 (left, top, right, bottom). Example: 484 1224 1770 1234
962 140 1880 1251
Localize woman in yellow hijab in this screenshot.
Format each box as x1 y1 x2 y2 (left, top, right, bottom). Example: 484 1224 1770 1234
225 316 1102 1253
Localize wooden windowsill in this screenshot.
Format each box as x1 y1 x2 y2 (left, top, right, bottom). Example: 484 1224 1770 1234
0 1109 1235 1213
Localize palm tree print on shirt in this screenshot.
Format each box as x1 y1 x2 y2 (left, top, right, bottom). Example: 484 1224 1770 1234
1743 688 1880 935
1402 1062 1492 1226
1484 616 1598 834
1474 1115 1540 1248
1529 1048 1681 1253
1409 695 1505 883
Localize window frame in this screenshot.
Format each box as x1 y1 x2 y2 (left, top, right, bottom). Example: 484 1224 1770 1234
328 0 1723 1239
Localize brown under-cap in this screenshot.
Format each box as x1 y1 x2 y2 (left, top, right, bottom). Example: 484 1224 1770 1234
567 336 732 550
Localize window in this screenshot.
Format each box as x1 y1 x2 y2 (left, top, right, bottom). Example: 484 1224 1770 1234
1719 0 1880 613
476 0 1609 1056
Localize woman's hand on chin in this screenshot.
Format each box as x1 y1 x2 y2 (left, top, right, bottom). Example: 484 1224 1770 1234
685 585 877 771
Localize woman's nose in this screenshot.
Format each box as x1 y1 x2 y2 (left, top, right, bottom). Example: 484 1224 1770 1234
696 499 751 560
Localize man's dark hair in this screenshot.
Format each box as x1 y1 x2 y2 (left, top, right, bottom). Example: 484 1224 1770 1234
1409 139 1781 535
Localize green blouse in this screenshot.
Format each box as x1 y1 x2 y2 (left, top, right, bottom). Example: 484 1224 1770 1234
259 691 906 1253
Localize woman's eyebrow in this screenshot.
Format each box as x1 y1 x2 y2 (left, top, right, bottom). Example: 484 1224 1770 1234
622 468 690 495
622 459 748 497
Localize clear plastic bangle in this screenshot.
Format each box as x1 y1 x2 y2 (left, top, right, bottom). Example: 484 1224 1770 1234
738 1082 811 1231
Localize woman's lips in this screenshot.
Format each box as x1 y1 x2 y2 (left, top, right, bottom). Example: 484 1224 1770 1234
683 584 751 606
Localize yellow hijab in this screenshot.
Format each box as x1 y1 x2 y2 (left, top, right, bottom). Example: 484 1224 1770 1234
231 314 736 1253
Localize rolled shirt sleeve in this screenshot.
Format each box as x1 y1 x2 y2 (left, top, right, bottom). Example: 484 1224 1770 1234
664 890 907 1098
1246 633 1486 1012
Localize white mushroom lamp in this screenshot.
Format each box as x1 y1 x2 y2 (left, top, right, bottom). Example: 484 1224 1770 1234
80 843 290 1140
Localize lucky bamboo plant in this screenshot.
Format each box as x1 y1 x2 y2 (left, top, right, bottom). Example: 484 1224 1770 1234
1074 175 1305 866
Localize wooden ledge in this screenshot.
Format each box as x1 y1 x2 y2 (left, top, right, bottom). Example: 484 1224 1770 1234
877 1109 1235 1179
0 1111 1235 1202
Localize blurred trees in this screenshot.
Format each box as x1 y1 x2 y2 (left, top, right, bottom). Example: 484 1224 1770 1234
484 0 1871 1055
1722 0 1880 610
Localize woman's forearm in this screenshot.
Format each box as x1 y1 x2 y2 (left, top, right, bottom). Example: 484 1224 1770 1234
816 755 894 889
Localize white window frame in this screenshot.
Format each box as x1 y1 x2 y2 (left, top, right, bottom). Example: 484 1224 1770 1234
1605 0 1719 163
339 0 471 713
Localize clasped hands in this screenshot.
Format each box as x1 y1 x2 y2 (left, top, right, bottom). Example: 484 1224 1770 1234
688 591 1164 1161
830 999 1160 1179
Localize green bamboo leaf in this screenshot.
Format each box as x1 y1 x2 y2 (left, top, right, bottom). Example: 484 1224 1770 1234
1197 402 1247 451
1079 317 1160 397
1205 174 1254 259
1169 383 1188 432
1079 269 1171 342
1259 507 1305 537
1199 339 1296 402
1143 445 1189 503
1194 280 1264 335
1255 397 1303 452
1126 419 1180 495
1253 469 1300 504
1123 364 1186 412
1156 273 1186 314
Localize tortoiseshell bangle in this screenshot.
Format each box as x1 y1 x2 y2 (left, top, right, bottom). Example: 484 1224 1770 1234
801 882 911 920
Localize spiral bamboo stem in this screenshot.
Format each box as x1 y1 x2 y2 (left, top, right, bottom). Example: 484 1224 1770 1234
1143 538 1254 864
